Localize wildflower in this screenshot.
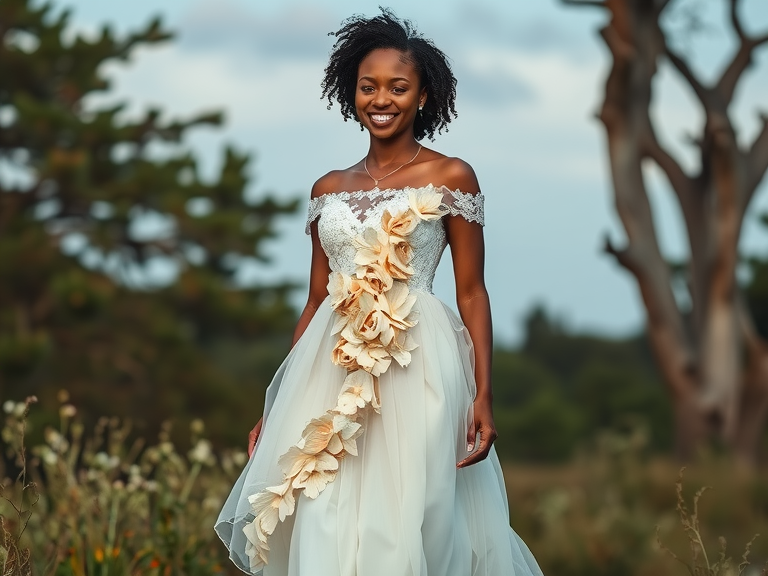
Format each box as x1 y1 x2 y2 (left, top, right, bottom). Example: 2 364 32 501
2 400 15 414
190 418 205 435
59 404 77 419
189 439 214 465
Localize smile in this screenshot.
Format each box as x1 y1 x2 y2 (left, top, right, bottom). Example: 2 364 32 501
370 114 396 125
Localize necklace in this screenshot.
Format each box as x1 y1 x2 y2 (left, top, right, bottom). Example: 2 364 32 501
364 145 422 187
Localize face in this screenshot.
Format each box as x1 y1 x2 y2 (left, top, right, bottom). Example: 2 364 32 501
355 48 427 139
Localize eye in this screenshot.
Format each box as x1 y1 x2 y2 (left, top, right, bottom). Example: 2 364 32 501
360 86 374 93
392 87 407 94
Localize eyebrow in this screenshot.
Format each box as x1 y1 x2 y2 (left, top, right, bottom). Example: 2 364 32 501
358 76 412 83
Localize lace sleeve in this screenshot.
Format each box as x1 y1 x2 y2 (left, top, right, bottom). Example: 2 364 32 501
305 195 325 235
441 188 485 226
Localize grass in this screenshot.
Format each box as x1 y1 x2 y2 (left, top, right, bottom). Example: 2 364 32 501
3 397 768 575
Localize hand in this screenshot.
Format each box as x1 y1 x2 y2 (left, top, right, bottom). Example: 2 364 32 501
457 398 497 468
247 418 263 457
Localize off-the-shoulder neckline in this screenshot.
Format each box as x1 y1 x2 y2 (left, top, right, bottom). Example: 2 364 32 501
311 183 481 201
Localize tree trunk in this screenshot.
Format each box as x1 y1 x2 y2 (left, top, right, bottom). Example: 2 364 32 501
564 0 768 462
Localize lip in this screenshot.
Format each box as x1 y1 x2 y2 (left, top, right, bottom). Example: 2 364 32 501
368 113 398 127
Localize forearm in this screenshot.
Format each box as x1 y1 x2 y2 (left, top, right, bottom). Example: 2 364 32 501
291 298 322 347
456 288 493 403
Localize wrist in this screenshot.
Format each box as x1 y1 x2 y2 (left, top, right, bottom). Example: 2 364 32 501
474 388 493 405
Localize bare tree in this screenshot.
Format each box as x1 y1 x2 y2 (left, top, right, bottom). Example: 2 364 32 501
563 0 768 462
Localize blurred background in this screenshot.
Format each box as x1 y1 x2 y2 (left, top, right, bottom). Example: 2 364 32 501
2 0 768 574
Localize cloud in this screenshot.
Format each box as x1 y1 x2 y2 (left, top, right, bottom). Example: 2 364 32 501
452 0 603 60
178 0 337 64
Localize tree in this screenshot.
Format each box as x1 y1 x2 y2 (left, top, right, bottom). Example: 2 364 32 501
0 0 299 444
563 0 768 462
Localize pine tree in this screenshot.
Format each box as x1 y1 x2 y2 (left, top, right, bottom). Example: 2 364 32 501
0 0 299 444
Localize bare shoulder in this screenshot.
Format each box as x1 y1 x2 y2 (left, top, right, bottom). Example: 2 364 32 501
433 156 480 195
310 170 347 199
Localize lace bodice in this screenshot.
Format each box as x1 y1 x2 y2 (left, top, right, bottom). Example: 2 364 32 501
305 184 484 293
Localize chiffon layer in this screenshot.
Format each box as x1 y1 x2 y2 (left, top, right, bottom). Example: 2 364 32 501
215 293 544 576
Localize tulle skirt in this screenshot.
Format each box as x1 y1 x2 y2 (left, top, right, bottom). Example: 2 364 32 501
215 293 544 576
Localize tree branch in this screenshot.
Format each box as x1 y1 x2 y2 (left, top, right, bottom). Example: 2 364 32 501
730 0 746 40
561 0 606 7
643 127 693 204
664 44 710 108
746 113 768 202
716 3 768 106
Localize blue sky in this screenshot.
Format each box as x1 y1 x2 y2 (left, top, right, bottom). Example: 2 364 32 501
62 0 768 344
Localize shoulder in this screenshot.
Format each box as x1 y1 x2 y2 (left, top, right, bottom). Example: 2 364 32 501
310 170 347 199
429 155 480 195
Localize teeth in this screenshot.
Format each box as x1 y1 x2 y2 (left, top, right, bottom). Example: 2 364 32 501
371 114 394 123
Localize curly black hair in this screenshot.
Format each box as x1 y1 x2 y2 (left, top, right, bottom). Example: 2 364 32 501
321 8 458 141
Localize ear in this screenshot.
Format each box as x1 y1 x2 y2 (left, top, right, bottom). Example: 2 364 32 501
419 88 427 109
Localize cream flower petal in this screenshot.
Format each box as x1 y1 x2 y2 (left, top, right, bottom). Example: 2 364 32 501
297 414 336 455
356 263 394 294
382 207 419 240
243 522 268 570
409 188 449 221
336 370 377 415
381 281 418 331
265 480 296 522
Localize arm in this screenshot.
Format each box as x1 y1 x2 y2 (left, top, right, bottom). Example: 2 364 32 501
291 220 331 347
249 221 330 455
439 160 496 468
451 212 497 468
249 182 333 455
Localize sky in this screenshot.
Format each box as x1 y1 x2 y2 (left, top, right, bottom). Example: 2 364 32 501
59 0 768 345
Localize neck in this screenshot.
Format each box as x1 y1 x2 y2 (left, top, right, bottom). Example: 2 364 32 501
366 133 421 168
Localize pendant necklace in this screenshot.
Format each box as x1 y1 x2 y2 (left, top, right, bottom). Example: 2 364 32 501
364 145 422 187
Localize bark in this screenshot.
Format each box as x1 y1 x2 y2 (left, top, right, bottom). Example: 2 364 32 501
564 0 768 462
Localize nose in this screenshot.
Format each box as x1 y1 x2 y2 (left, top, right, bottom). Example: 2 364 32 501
372 88 391 108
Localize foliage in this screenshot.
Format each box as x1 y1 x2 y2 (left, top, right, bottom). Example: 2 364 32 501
1 395 245 575
0 0 299 447
492 306 672 462
4 399 768 576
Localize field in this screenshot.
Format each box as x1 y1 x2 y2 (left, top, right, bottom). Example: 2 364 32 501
2 396 767 576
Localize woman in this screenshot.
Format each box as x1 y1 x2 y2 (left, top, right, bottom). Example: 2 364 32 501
216 10 544 576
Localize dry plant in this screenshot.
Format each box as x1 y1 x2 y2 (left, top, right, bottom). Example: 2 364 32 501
0 396 37 576
657 468 767 576
0 393 247 575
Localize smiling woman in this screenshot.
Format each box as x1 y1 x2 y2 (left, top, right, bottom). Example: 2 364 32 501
214 9 545 576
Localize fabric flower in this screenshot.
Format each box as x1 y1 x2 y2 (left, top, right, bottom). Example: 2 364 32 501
354 227 414 281
356 263 393 294
352 292 396 345
328 413 363 456
340 323 392 376
409 188 449 221
328 271 369 317
380 281 418 332
388 330 418 368
243 521 269 570
331 338 360 370
382 208 418 240
337 369 379 415
291 450 340 499
296 415 336 455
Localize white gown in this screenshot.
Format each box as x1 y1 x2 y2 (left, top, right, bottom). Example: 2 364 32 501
215 184 544 576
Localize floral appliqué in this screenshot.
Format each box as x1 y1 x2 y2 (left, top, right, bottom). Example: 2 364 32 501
242 188 449 570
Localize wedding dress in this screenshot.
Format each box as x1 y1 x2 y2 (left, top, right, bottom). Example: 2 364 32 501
215 184 544 576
